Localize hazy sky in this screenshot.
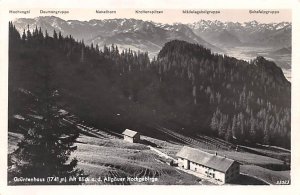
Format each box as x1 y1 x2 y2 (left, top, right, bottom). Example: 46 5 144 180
9 9 291 24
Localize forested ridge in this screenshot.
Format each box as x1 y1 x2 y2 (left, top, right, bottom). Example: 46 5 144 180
9 22 291 150
154 41 290 147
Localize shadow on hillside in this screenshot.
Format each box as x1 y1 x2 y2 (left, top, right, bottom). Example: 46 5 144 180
260 163 290 171
139 139 162 148
229 174 268 185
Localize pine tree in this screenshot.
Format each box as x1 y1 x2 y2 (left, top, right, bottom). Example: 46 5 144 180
33 26 38 37
263 116 270 144
58 31 63 40
95 44 99 53
225 124 232 142
80 46 85 63
115 45 119 55
231 115 237 139
53 30 58 40
22 29 26 41
192 85 197 104
210 111 218 133
249 114 256 142
45 30 49 38
8 90 84 185
26 25 32 40
218 114 227 138
237 113 245 141
38 27 43 38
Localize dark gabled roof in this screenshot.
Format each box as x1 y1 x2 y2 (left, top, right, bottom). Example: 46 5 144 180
122 129 139 137
176 146 236 173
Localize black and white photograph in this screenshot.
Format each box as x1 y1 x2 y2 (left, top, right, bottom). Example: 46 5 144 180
3 5 295 188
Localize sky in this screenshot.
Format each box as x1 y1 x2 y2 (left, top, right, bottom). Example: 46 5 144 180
8 9 291 24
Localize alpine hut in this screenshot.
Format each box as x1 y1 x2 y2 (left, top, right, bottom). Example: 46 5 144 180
176 146 239 184
122 129 140 143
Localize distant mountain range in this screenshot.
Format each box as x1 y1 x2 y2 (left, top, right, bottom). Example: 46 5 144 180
188 20 291 48
13 16 218 57
13 16 291 57
271 46 292 55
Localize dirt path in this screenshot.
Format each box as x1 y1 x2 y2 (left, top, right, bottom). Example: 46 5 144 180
147 146 176 161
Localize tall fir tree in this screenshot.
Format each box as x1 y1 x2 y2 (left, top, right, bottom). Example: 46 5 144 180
8 90 84 185
225 124 232 142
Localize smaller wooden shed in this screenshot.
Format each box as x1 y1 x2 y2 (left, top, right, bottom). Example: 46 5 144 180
122 129 140 143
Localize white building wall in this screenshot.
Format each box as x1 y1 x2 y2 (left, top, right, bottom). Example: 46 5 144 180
178 158 184 168
124 135 134 143
190 161 209 175
214 171 226 183
177 158 239 184
189 161 223 182
183 159 189 169
178 158 190 169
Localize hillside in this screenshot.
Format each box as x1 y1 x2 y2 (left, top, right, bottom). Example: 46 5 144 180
8 123 289 185
8 23 290 151
155 40 290 147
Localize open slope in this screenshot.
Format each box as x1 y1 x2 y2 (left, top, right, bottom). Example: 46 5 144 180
8 118 290 185
72 134 201 185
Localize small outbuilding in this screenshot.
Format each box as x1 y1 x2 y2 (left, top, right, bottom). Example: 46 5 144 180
122 129 140 143
176 146 240 184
